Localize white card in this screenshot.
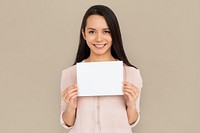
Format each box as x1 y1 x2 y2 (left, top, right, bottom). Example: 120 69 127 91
77 61 123 96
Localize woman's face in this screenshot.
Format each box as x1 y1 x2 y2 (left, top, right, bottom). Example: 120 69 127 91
82 15 112 58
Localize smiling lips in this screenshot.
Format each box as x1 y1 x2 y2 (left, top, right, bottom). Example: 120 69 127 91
93 44 106 49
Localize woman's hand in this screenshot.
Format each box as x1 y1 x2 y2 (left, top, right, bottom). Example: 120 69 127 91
61 84 78 109
123 82 140 108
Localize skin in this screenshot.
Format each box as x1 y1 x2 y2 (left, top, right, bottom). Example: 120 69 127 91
61 15 140 127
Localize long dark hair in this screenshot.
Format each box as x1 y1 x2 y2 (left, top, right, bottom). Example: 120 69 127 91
73 5 137 68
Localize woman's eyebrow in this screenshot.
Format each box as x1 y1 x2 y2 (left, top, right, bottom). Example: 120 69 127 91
87 28 96 30
87 28 110 30
103 28 110 30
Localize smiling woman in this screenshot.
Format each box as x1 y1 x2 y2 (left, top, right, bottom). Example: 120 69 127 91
74 5 137 67
60 5 143 133
82 15 113 61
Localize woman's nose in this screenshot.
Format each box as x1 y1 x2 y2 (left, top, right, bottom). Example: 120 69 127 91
95 33 103 42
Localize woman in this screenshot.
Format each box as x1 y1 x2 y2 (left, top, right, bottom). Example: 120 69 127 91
60 5 143 133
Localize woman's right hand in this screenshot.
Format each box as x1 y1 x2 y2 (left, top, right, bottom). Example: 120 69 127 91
61 84 78 109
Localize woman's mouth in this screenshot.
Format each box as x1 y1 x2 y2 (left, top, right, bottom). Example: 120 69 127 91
93 44 106 49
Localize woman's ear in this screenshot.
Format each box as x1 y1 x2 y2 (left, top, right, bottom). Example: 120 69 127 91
82 29 86 40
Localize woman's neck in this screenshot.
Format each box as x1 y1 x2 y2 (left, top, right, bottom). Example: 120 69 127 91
85 55 116 62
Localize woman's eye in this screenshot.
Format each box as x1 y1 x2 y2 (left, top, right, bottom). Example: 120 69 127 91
88 31 95 34
104 31 111 34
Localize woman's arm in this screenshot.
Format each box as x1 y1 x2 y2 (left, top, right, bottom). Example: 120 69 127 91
123 82 140 125
62 108 77 127
126 103 138 124
61 84 78 127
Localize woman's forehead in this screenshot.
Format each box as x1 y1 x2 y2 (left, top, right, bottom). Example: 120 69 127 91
85 15 109 29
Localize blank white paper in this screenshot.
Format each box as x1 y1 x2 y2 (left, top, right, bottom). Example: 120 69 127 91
77 61 123 96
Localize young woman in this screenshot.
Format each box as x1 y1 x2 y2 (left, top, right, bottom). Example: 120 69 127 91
60 5 143 133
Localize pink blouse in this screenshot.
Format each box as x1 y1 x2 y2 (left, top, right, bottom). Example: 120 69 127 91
60 63 143 133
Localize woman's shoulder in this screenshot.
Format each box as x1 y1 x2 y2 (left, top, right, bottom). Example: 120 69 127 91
62 65 76 74
124 64 143 88
124 64 140 73
62 60 86 73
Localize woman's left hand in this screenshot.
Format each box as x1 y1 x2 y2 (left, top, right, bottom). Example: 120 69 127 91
123 82 140 108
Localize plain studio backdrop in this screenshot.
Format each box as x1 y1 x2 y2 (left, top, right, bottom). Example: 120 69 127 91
0 0 199 133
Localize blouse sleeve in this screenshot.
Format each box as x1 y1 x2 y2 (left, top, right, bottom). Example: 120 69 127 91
126 67 143 128
60 69 74 129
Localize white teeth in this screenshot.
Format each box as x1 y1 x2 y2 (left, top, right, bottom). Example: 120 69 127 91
95 44 105 48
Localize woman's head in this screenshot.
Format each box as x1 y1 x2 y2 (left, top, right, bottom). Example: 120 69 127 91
74 5 136 68
82 14 113 59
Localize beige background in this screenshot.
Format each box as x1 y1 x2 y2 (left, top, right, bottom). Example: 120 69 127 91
0 0 199 133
